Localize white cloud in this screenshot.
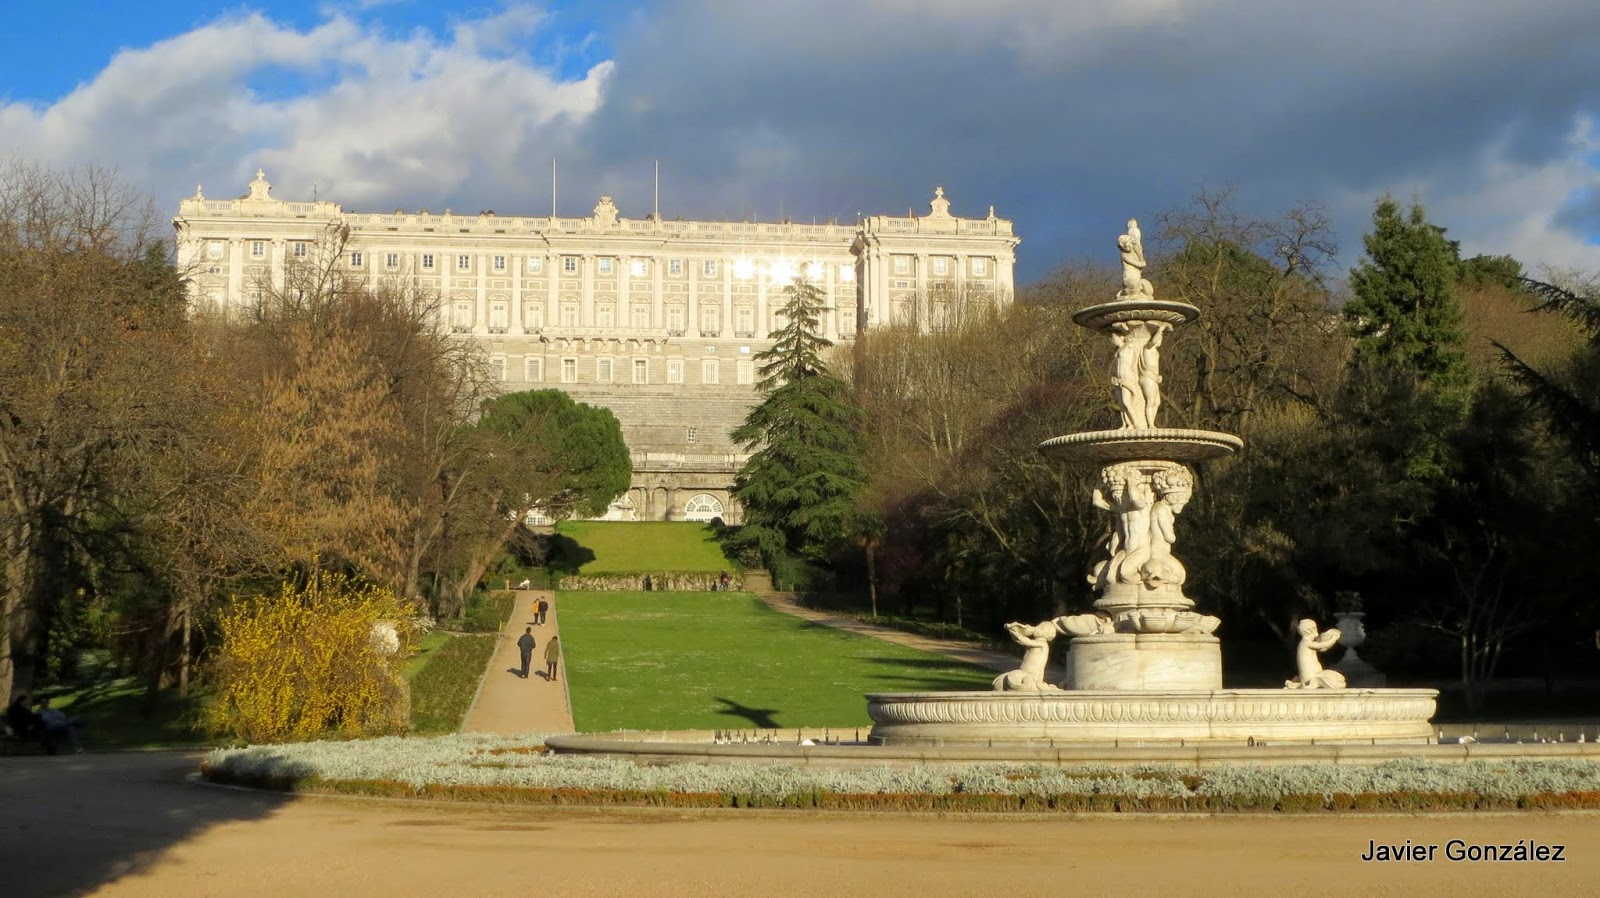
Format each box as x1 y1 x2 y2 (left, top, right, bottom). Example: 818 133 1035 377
0 7 611 212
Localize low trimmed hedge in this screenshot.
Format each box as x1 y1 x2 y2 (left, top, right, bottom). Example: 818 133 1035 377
201 734 1600 814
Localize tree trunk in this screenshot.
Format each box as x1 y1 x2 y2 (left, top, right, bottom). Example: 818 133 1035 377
179 603 192 698
866 542 879 619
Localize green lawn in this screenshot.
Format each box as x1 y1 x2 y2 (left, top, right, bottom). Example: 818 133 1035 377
559 590 994 731
554 521 735 574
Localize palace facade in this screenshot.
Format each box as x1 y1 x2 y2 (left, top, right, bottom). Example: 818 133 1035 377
173 171 1019 522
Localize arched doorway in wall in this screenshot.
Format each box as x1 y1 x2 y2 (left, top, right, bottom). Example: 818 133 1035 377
682 493 725 522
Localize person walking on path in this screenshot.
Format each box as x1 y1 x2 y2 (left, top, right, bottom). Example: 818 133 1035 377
516 627 536 678
544 635 561 681
537 597 550 626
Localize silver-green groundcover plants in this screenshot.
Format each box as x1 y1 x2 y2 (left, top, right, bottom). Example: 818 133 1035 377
201 735 1600 811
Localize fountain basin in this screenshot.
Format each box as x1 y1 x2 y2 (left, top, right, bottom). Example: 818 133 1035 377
866 689 1439 747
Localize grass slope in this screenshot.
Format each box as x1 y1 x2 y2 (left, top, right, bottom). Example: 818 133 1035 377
559 590 994 731
555 521 734 574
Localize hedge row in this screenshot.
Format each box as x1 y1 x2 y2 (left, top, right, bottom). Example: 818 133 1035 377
197 764 1600 814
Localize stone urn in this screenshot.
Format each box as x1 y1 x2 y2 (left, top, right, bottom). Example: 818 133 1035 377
1332 611 1385 687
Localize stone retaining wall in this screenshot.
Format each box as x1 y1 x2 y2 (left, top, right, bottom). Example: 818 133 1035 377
557 572 744 592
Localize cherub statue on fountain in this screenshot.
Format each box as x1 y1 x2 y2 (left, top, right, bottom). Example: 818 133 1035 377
993 621 1063 692
1284 618 1347 689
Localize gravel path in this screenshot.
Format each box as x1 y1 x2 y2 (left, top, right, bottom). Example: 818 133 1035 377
460 589 574 735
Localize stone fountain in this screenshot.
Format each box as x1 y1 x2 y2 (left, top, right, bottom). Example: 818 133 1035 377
865 220 1438 746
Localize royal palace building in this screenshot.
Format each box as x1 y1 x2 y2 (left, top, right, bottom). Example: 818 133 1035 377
174 170 1019 522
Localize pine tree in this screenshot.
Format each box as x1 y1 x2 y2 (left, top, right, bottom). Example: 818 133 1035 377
1344 196 1469 393
731 276 866 567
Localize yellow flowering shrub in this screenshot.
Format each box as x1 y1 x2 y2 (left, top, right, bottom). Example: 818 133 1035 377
204 572 416 743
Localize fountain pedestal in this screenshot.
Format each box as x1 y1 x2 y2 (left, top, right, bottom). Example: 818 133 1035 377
1067 634 1221 690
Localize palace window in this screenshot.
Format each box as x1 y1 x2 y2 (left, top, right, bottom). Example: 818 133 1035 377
489 302 508 332
421 253 435 270
667 305 685 334
702 359 720 384
525 303 545 330
563 256 578 273
560 304 578 327
683 493 724 521
492 255 506 271
349 251 363 267
386 252 399 269
972 257 990 276
736 359 754 385
669 259 683 276
561 357 577 383
893 255 910 275
932 257 949 276
292 242 307 258
457 254 471 271
207 241 224 260
735 307 754 336
527 256 543 273
700 306 719 335
839 263 855 281
632 358 649 384
667 359 684 384
630 258 648 277
250 241 265 257
490 355 507 382
686 427 697 444
703 259 717 277
525 358 543 382
597 358 613 383
631 304 650 329
598 257 614 276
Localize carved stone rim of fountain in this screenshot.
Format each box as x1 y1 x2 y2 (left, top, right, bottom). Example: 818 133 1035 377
1072 298 1200 331
1038 430 1243 462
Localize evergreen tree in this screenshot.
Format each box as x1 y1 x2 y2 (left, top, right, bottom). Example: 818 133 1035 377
1344 196 1469 393
732 276 866 569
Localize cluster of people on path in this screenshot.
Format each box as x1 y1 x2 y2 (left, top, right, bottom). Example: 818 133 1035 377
4 694 84 754
514 595 559 681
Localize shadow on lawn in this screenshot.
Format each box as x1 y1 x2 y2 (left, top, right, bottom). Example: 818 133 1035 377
713 697 781 729
867 656 997 692
0 751 292 898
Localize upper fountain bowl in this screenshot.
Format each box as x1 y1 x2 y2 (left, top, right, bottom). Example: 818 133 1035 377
1039 428 1243 462
1073 299 1200 332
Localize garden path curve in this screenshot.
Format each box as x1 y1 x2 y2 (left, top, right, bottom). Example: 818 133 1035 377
461 589 574 734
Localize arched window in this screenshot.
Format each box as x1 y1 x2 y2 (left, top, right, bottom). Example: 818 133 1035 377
682 494 725 521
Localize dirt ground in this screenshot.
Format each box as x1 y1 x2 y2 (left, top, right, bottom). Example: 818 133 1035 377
96 796 1600 898
8 753 1600 898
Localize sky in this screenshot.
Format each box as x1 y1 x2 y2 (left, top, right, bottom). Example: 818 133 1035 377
3 0 1599 283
